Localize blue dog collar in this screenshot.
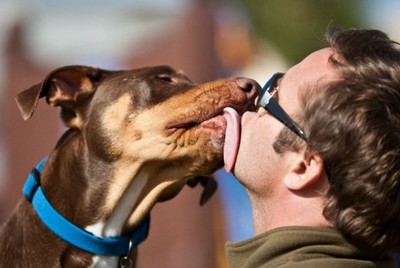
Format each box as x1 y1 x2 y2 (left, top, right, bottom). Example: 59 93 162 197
22 158 150 256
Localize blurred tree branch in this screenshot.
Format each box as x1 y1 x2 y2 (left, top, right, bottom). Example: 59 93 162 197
237 0 363 64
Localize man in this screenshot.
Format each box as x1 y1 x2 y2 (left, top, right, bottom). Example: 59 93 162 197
223 28 400 267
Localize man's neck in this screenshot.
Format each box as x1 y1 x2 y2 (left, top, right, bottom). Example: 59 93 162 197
250 191 331 235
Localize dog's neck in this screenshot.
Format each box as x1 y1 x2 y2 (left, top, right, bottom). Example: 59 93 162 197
1 130 171 266
45 130 155 231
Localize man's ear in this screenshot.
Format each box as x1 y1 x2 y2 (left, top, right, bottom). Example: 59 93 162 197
283 149 325 191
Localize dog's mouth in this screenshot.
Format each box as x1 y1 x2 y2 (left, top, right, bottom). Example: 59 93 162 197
165 78 260 136
166 104 248 135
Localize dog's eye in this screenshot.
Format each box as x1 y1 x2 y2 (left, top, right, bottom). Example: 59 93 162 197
157 75 174 83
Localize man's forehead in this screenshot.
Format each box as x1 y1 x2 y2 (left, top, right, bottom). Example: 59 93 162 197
290 48 333 74
283 48 337 91
274 48 337 117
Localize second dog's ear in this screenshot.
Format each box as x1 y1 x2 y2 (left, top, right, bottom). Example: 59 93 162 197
15 65 112 127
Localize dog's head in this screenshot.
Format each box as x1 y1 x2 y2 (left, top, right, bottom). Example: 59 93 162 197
16 65 260 228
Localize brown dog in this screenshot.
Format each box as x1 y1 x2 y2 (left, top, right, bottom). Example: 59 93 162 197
0 65 259 267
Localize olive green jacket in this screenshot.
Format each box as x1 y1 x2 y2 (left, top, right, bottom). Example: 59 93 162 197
225 227 395 268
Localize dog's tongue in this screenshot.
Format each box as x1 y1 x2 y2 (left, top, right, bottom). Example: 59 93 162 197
223 107 241 173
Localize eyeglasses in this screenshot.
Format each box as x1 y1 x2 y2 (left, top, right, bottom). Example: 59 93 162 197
257 72 307 141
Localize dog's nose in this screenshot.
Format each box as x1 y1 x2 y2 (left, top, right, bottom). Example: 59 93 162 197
236 78 261 96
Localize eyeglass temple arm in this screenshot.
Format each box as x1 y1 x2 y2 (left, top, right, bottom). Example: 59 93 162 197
263 96 307 141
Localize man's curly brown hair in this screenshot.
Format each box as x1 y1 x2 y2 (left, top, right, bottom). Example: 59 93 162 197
276 28 400 256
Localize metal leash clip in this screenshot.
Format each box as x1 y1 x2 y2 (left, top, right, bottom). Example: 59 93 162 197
120 240 133 268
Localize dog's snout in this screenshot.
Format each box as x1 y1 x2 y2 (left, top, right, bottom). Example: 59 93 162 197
236 78 261 96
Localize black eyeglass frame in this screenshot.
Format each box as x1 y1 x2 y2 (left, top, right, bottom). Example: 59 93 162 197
257 72 307 141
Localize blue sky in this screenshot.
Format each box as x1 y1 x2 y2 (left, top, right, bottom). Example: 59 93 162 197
363 0 400 41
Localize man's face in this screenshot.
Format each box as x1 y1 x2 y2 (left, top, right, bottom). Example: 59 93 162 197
233 48 337 196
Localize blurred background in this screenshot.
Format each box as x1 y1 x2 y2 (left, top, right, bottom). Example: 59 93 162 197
0 0 399 267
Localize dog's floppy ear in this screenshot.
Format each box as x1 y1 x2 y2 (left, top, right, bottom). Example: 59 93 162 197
16 65 112 127
187 176 218 206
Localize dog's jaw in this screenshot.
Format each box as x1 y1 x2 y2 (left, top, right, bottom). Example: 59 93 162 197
101 161 207 232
